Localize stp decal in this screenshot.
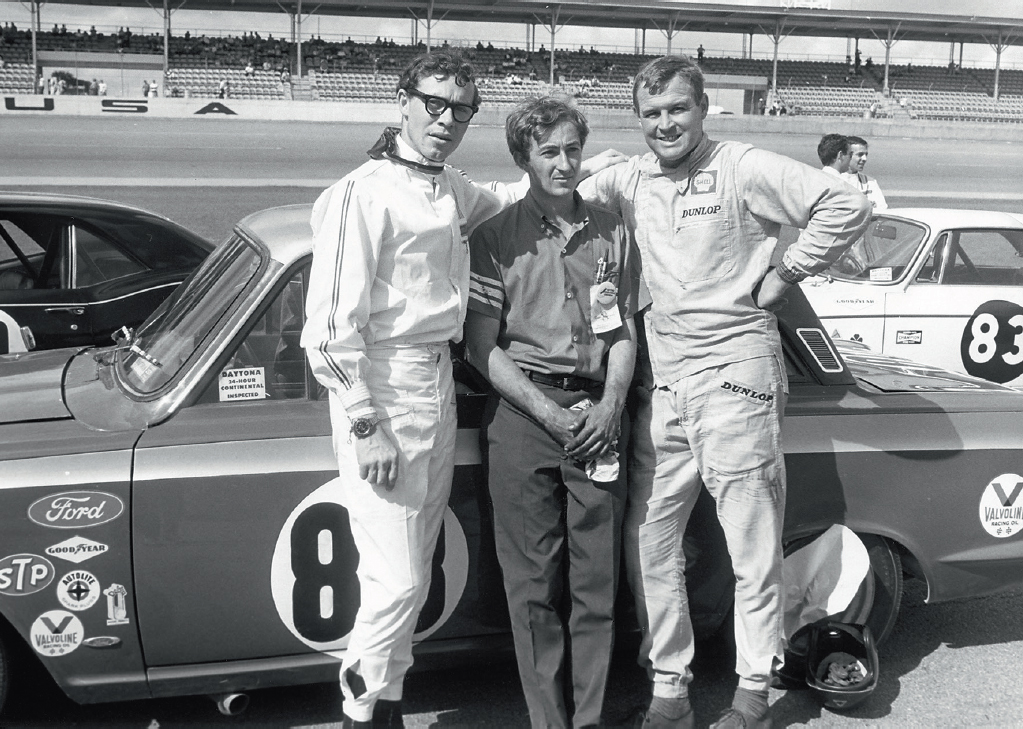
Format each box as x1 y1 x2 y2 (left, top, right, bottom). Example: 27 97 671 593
960 300 1023 384
979 474 1023 538
28 491 125 529
31 610 84 657
270 479 469 655
0 553 55 596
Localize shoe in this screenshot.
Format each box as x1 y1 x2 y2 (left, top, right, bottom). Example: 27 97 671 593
709 708 773 729
626 706 695 729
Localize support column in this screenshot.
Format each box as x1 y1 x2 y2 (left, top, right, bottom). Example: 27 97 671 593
296 0 302 78
31 0 40 88
870 22 902 96
534 4 564 87
984 30 1018 101
163 0 170 77
652 12 686 56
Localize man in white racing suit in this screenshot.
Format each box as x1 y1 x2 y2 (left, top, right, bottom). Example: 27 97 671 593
578 54 871 729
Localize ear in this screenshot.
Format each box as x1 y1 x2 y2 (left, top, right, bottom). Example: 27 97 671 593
699 93 710 119
397 88 411 121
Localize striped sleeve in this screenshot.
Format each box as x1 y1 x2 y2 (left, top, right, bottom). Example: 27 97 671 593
467 226 504 320
300 177 377 411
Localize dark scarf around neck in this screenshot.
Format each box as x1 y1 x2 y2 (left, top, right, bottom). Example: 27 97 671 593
367 127 444 175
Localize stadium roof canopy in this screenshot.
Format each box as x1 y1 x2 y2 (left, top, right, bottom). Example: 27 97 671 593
32 0 1023 47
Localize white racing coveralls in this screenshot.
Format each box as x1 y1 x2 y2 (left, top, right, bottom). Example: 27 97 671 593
302 135 521 722
579 137 871 696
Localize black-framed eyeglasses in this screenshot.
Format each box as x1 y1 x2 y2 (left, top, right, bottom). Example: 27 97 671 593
405 87 478 123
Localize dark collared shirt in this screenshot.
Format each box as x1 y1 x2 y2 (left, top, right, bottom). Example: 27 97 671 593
468 191 643 381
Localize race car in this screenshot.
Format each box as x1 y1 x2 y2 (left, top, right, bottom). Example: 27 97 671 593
0 192 214 354
801 208 1023 387
1 204 1022 718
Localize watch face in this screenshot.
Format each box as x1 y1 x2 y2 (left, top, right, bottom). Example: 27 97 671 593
352 418 375 437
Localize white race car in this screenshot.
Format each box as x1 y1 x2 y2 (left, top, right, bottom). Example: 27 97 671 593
802 208 1023 387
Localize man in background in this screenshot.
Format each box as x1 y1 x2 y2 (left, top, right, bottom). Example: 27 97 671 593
817 133 851 179
844 135 887 210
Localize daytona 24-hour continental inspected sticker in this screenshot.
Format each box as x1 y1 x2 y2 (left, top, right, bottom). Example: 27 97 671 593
218 367 266 402
979 473 1023 538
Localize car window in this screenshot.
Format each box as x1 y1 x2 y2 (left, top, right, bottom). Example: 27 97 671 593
943 230 1023 286
827 217 927 283
197 263 317 404
0 219 46 288
914 233 946 284
73 226 146 288
118 234 262 394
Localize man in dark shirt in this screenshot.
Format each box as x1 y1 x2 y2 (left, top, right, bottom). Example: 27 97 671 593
465 97 642 729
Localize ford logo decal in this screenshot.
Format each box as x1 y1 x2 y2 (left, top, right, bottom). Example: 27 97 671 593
27 491 125 529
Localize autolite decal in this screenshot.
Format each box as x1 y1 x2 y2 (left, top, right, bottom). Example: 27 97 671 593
28 491 124 529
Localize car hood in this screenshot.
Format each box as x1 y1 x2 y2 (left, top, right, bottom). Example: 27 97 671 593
0 348 79 424
836 341 1011 393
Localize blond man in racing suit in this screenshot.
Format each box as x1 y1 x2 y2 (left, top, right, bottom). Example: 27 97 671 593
302 51 621 728
578 55 871 729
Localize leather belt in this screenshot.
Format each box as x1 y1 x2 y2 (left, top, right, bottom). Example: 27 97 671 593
524 370 602 391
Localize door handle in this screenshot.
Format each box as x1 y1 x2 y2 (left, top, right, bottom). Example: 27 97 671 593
44 306 86 316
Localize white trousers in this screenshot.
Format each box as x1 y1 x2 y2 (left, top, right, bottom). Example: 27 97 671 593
329 343 456 722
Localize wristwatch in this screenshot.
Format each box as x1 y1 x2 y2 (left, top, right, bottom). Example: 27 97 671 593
350 416 378 439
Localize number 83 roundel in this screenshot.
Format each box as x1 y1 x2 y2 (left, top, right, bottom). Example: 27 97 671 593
961 299 1023 384
270 478 469 656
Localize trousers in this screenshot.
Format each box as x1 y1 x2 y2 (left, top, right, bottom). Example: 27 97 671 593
624 355 787 696
485 386 626 728
329 343 456 722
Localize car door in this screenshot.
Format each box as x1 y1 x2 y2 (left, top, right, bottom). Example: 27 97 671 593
130 263 342 667
0 214 94 350
883 228 1023 385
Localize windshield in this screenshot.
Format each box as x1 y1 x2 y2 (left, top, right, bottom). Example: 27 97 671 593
826 217 928 283
116 234 263 394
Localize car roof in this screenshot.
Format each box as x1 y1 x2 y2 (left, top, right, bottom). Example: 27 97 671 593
235 204 315 265
0 190 179 219
882 208 1023 230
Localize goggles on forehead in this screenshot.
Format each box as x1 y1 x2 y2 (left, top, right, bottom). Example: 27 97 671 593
406 87 478 123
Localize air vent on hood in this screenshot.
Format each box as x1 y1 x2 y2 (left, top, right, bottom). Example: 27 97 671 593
796 328 844 373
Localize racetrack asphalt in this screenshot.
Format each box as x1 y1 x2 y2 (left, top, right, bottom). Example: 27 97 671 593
2 115 1023 727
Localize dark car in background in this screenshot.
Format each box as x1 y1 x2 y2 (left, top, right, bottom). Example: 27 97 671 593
0 193 214 354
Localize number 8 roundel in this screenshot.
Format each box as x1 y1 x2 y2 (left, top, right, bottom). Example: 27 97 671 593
271 479 469 656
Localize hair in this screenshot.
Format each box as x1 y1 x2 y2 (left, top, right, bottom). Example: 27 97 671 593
397 51 481 107
846 135 868 148
817 133 849 165
505 96 590 168
632 54 705 114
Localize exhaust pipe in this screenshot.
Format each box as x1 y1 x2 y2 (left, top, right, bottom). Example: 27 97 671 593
210 692 250 716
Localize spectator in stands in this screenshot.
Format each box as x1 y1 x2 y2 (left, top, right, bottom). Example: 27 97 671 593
142 79 150 96
817 133 851 178
245 61 255 76
89 78 99 95
697 44 705 62
98 79 107 96
843 136 887 210
149 79 158 98
219 78 229 98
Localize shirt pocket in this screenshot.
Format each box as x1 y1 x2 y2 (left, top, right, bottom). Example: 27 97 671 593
670 200 734 285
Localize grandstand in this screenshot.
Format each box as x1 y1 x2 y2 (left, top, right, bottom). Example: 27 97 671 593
3 6 1023 123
